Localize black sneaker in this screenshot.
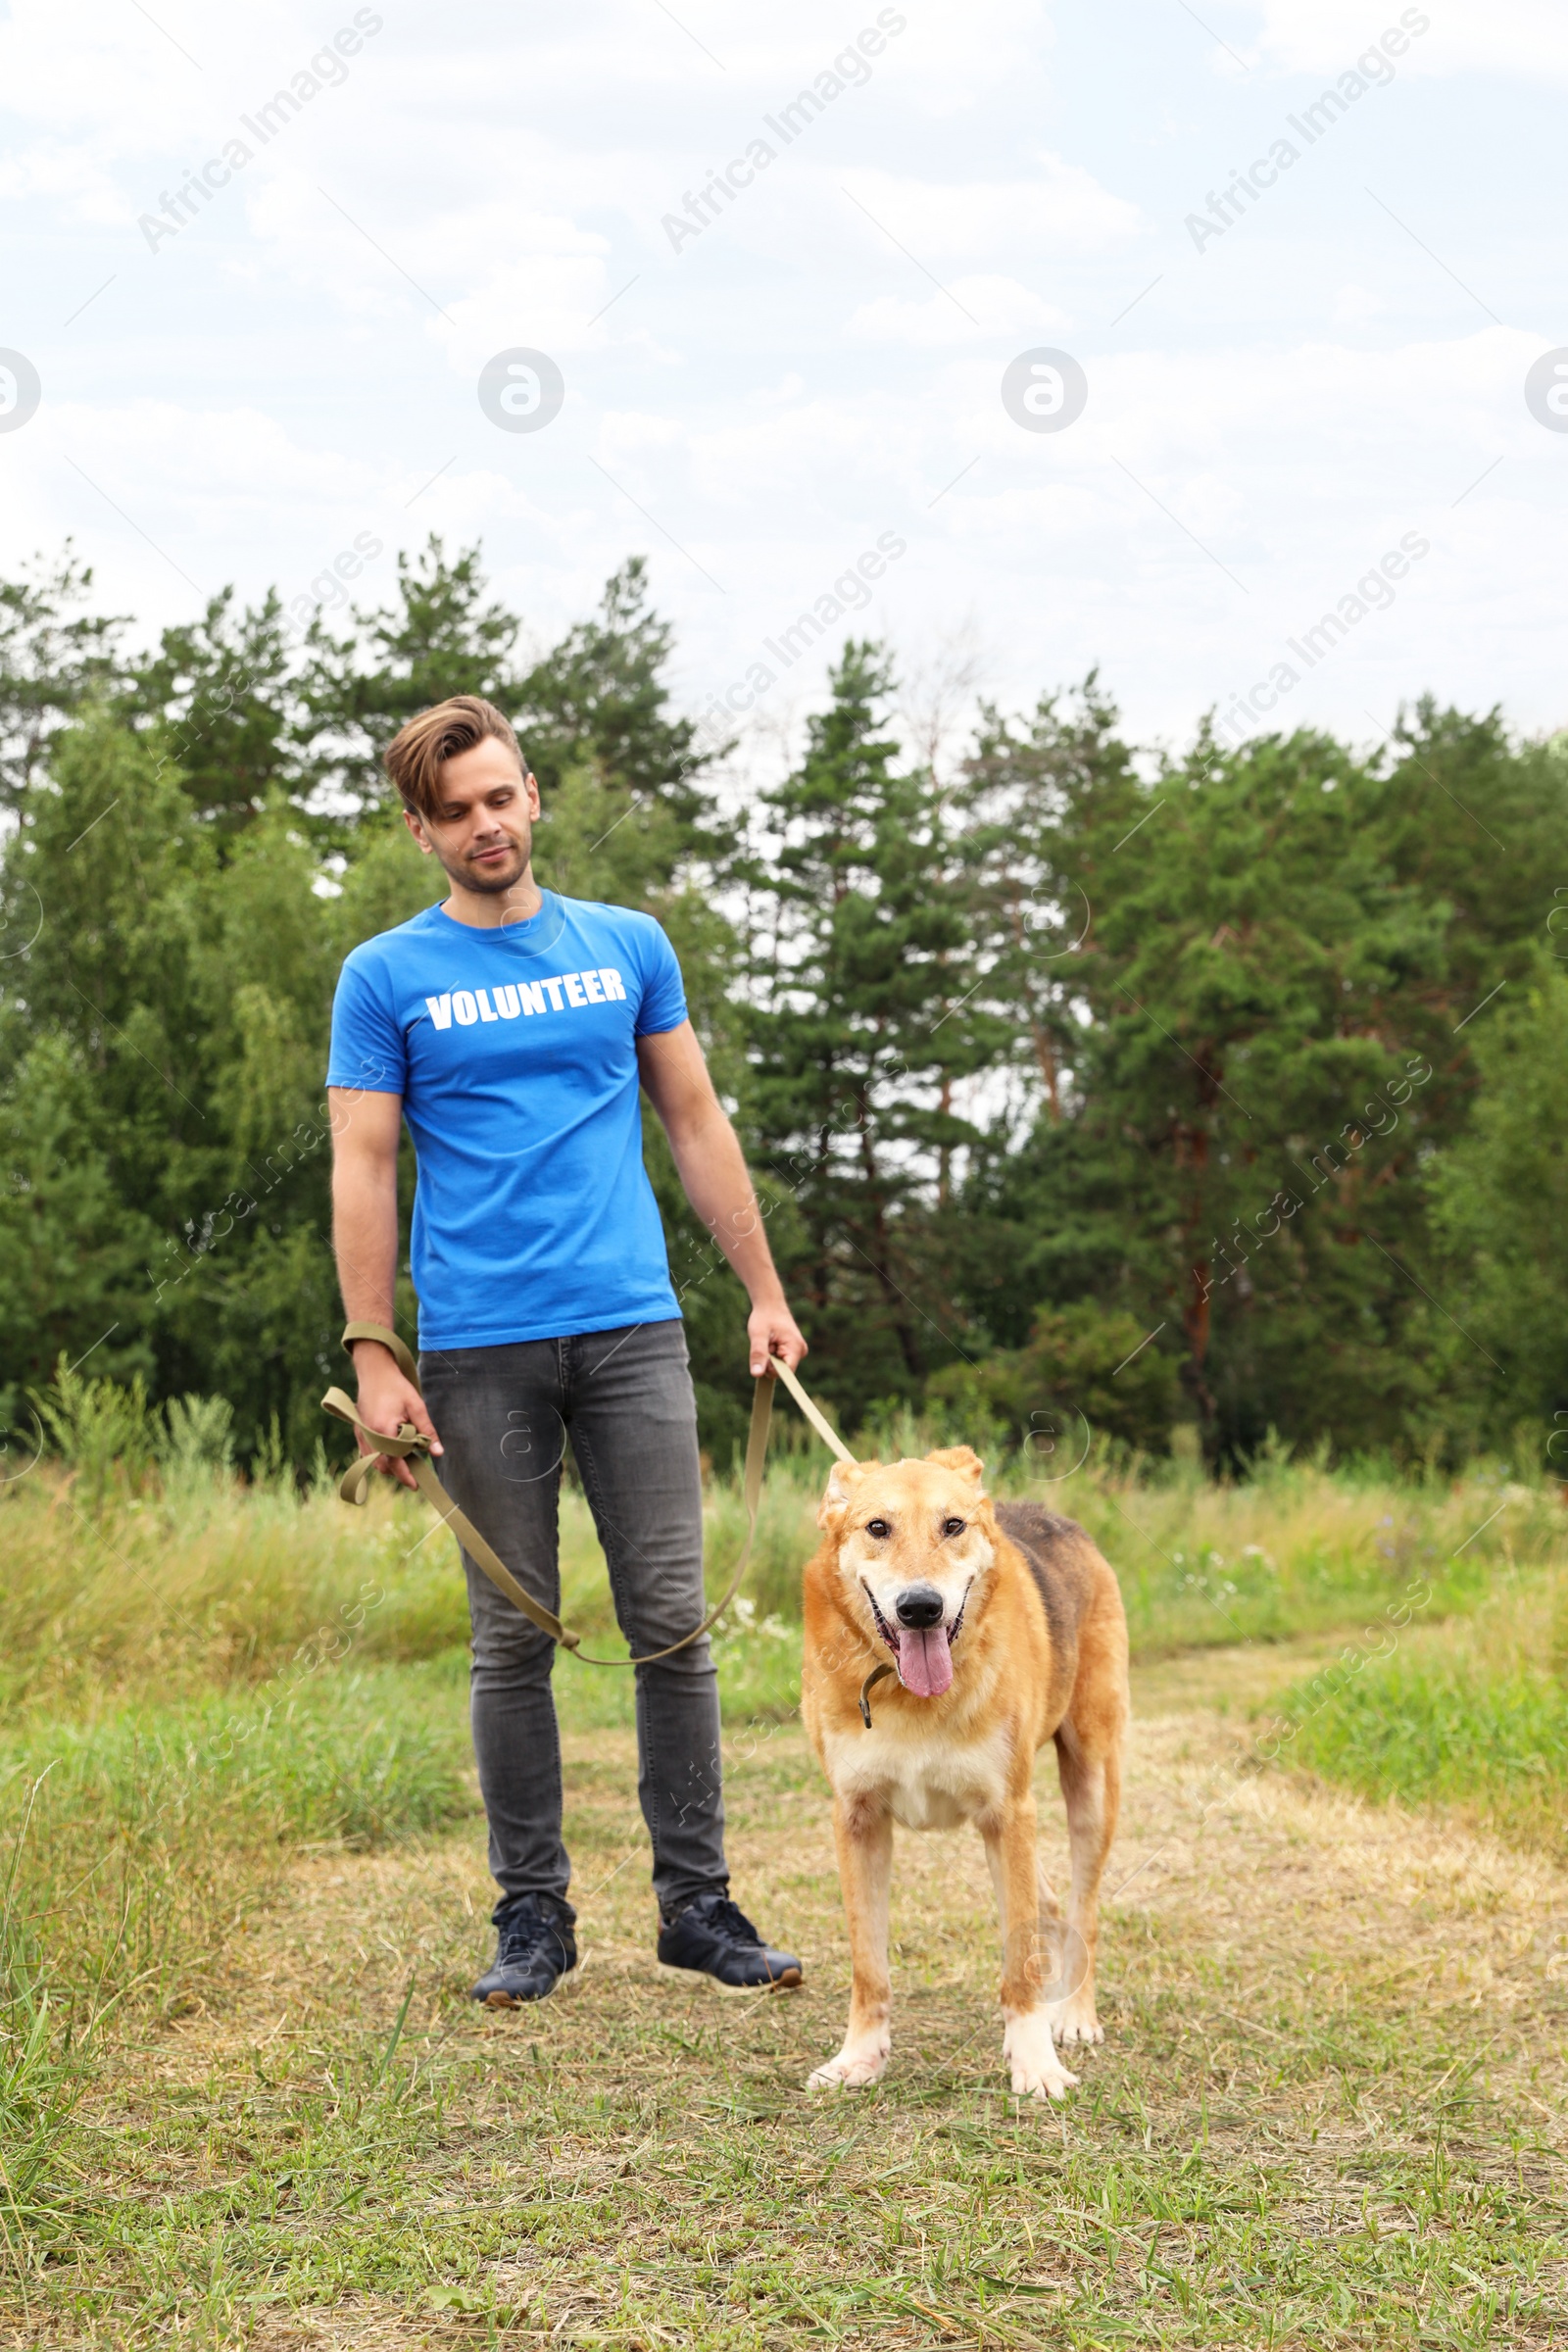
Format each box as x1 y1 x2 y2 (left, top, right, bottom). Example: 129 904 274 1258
657 1891 803 1994
471 1893 577 2007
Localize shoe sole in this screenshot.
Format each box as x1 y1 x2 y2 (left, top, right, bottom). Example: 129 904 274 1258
477 1966 578 2008
657 1960 803 1996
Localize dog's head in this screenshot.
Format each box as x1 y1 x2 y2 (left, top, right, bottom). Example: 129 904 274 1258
816 1447 997 1699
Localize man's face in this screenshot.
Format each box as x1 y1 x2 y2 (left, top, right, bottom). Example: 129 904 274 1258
403 737 541 895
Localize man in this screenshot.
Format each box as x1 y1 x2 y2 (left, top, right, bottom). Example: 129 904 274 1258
325 694 807 2002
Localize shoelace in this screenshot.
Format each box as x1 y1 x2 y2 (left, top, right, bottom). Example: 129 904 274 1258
687 1896 761 1945
498 1907 566 1964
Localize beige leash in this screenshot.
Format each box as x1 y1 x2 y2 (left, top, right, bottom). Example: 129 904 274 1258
762 1359 893 1726
320 1321 863 1676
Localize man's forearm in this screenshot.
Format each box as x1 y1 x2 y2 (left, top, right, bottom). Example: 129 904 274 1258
666 1104 784 1303
636 1022 806 1371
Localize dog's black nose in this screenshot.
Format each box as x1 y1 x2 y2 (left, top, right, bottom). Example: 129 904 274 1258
895 1584 945 1629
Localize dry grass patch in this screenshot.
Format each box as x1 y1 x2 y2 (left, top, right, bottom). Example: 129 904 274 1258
12 1645 1567 2350
3 1446 1564 2345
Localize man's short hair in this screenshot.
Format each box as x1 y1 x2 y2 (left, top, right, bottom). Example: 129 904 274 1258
383 695 528 824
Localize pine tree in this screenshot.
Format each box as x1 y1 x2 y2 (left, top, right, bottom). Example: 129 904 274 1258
0 545 126 810
964 709 1568 1461
958 674 1138 1125
121 586 298 840
1427 957 1568 1443
297 535 524 818
520 558 710 847
740 643 1000 1425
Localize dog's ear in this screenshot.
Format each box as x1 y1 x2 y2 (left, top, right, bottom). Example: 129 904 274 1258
816 1457 873 1533
926 1444 986 1491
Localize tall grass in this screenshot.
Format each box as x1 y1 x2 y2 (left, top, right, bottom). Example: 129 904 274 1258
0 1659 473 2278
1280 1562 1568 1858
0 1365 1558 2329
8 1401 1560 1717
0 1666 473 2011
708 1421 1564 1655
2 1377 1561 2032
0 1778 97 2252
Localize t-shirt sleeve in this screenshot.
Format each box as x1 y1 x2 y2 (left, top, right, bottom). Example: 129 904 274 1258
632 917 688 1037
324 950 408 1096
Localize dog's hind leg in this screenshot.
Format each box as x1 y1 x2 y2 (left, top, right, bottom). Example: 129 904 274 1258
982 1794 1079 2102
1049 1567 1128 2047
1049 1728 1121 2046
808 1798 894 2091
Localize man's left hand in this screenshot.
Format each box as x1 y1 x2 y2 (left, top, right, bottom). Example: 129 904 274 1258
748 1297 808 1377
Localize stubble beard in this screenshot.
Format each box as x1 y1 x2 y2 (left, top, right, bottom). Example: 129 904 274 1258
444 831 531 899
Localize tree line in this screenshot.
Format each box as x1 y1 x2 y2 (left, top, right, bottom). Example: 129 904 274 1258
2 538 1565 1476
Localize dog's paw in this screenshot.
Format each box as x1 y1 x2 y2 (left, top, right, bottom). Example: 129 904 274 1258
1003 2011 1079 2102
808 2036 889 2091
1048 1992 1103 2047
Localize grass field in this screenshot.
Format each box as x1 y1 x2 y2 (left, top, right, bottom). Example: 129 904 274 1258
1283 1558 1568 1861
2 1410 1566 2347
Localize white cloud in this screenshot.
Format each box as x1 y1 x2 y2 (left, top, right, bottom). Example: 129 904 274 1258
847 274 1071 345
0 0 1562 757
0 3 187 144
837 156 1141 261
244 179 620 363
1331 283 1387 324
0 141 128 226
1249 0 1568 80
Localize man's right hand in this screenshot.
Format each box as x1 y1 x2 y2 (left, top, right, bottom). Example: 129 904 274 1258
350 1340 443 1490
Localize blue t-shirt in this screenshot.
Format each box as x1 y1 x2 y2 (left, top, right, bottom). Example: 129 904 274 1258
324 893 687 1350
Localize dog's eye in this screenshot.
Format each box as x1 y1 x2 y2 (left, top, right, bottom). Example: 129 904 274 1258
942 1517 966 1538
865 1518 891 1539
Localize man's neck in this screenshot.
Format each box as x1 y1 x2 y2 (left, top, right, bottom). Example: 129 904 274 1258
440 866 545 930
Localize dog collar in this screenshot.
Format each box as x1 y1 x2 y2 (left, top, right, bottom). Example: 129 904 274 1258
858 1662 894 1729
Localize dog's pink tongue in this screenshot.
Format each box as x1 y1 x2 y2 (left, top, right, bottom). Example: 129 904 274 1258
896 1625 953 1698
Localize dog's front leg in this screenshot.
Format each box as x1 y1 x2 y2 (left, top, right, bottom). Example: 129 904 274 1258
808 1797 893 2090
982 1795 1078 2103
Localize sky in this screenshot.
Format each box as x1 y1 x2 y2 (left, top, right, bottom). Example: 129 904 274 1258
1 0 1565 771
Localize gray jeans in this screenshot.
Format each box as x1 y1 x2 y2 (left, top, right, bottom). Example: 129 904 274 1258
418 1321 727 1924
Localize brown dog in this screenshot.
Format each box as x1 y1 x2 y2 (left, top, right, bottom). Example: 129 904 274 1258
800 1446 1129 2100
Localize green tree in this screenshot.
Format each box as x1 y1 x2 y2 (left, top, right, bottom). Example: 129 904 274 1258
961 705 1568 1462
519 558 711 843
298 542 718 862
0 1031 161 1414
121 587 299 840
0 545 126 810
0 709 357 1460
927 1301 1179 1459
958 673 1133 1126
11 529 1566 1481
298 536 525 817
1427 959 1568 1447
739 643 1000 1427
0 711 216 1393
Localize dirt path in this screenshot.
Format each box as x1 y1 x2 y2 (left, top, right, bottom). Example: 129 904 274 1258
190 1642 1568 2090
48 1642 1568 2348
